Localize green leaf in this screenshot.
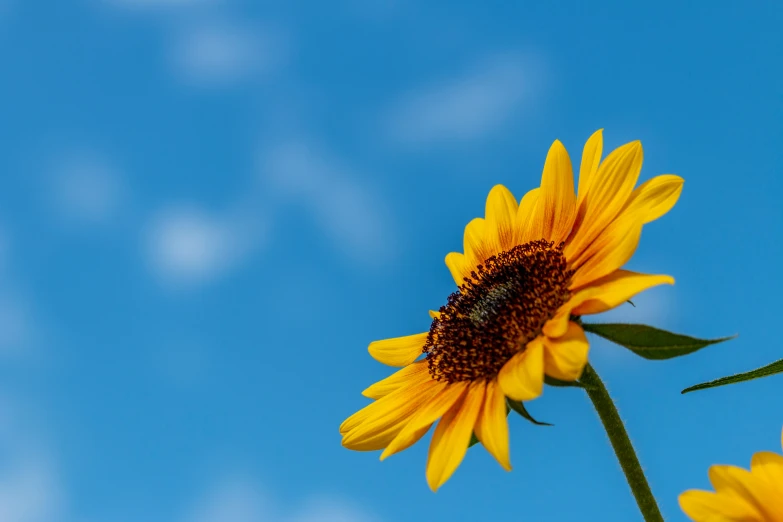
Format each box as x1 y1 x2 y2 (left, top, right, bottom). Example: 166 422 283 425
581 322 735 360
544 375 585 388
507 399 552 426
468 433 480 447
682 358 783 394
627 300 636 307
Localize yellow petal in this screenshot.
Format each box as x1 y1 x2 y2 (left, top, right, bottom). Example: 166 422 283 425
426 380 485 491
380 381 468 460
623 174 684 224
429 310 441 319
535 140 576 244
445 252 472 287
709 465 781 521
577 129 604 203
516 187 541 243
565 141 643 262
361 360 431 400
568 217 643 290
341 379 440 450
679 489 763 521
464 217 497 267
497 338 545 401
368 332 427 367
750 451 783 492
543 322 589 381
473 379 511 471
542 291 597 338
485 184 519 251
570 270 675 315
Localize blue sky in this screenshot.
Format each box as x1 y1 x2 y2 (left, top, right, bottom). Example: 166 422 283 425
0 1 781 521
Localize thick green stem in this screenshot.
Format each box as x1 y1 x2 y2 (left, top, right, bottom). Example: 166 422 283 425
580 363 664 522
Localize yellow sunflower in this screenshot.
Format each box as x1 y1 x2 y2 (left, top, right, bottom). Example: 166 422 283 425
340 129 684 491
679 429 783 522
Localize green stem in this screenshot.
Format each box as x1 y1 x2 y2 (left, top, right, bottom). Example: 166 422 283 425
580 363 664 522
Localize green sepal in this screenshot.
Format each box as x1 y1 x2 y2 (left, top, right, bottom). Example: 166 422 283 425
682 357 783 394
627 300 636 307
544 375 585 388
507 399 552 426
468 433 480 447
581 322 735 360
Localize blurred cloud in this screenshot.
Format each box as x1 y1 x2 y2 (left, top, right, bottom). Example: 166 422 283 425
262 142 396 265
0 399 65 522
170 22 288 88
0 294 32 355
146 205 265 287
184 475 378 522
48 151 125 226
387 53 543 146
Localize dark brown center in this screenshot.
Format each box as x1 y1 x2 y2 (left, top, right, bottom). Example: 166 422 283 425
424 240 573 383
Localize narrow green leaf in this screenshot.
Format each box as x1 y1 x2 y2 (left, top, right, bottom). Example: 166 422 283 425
507 399 552 426
627 300 636 307
682 358 783 394
544 375 585 388
581 322 735 360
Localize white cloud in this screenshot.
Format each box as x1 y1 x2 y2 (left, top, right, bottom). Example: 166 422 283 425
146 205 264 287
49 152 125 225
263 142 396 264
0 399 65 522
170 23 288 87
387 52 543 145
184 476 377 522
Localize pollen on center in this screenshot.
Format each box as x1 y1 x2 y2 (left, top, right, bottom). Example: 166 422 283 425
424 239 573 383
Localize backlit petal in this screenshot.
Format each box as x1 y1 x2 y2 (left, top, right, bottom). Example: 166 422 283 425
750 451 783 493
623 174 684 224
380 382 468 460
565 141 643 263
534 140 576 244
497 338 545 402
362 361 431 400
368 332 427 367
445 252 472 287
709 465 781 521
426 380 485 491
485 184 519 251
474 379 511 471
543 322 589 381
679 489 764 521
516 188 541 243
570 270 674 315
341 379 441 450
568 216 643 290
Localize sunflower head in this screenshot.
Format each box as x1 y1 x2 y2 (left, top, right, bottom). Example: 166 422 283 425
341 129 684 491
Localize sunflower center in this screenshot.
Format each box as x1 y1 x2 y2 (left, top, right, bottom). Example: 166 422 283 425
424 240 573 383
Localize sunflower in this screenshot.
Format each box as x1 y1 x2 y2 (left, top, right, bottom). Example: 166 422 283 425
679 429 783 522
340 130 684 491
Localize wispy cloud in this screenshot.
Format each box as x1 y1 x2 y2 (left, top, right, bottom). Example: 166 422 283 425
169 22 289 88
387 52 544 146
145 204 265 288
262 141 396 265
184 475 378 522
47 151 126 226
0 399 65 522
